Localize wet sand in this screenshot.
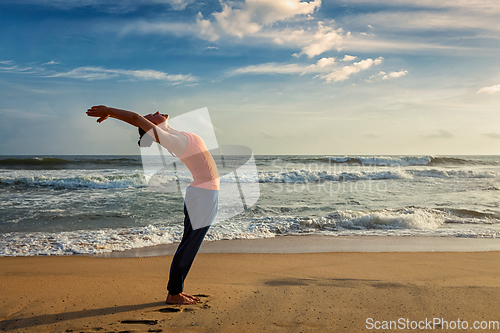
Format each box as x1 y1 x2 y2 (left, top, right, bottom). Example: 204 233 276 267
2 238 500 332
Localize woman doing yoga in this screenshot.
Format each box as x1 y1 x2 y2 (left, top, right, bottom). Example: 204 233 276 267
86 105 219 305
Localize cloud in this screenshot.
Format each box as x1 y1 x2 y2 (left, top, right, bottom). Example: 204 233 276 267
196 12 220 41
1 0 194 12
212 0 321 38
121 21 198 36
346 11 500 32
383 69 408 79
319 57 383 82
297 22 344 57
484 132 500 139
164 0 193 11
0 60 35 73
342 55 357 62
335 1 500 54
477 84 500 94
120 1 347 59
49 66 197 83
339 0 500 13
123 1 338 58
366 69 408 82
341 35 472 53
1 61 197 84
228 57 336 76
194 1 345 58
272 21 345 58
42 60 60 65
422 129 454 139
229 56 385 83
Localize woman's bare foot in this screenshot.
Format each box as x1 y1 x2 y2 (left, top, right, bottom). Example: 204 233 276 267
181 292 200 302
166 293 198 305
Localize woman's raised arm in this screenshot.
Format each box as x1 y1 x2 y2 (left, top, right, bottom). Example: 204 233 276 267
86 105 155 134
86 105 188 154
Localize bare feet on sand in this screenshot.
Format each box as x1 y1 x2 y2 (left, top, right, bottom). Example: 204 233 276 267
166 292 200 305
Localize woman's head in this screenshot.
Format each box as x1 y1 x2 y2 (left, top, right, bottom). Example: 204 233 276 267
146 111 169 126
137 111 169 147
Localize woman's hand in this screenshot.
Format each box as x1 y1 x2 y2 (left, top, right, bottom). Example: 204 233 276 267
86 105 113 123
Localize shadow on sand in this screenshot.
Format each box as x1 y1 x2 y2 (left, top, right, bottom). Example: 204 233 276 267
0 301 165 331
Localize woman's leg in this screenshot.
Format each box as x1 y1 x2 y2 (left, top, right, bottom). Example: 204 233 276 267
167 204 210 296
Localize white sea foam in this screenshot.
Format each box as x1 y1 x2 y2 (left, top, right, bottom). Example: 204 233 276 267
1 207 498 256
257 169 410 183
407 169 497 179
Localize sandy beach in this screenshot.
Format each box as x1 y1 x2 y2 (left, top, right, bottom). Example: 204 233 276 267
2 237 500 332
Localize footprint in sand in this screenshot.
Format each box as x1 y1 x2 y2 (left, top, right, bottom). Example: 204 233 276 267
120 319 158 325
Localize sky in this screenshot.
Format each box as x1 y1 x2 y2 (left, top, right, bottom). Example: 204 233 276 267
0 0 499 155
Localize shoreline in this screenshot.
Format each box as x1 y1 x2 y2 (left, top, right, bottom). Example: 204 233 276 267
2 250 500 332
95 235 500 258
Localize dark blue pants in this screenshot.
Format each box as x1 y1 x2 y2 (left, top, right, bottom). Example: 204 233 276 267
167 204 210 295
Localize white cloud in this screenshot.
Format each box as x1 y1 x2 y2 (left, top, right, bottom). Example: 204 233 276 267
196 12 220 41
42 60 60 65
212 0 321 38
271 21 345 58
0 61 35 73
120 1 347 59
477 84 500 94
319 57 383 83
49 66 197 83
366 69 408 82
298 22 344 57
0 61 198 84
383 69 408 79
342 55 357 62
213 4 263 38
228 57 336 76
228 56 387 83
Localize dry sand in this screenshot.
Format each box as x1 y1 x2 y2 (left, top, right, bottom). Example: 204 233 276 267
2 239 500 332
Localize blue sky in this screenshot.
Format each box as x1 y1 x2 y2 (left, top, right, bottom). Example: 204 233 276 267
1 0 499 155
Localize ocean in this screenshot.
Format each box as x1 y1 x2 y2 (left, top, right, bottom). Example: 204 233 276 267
1 155 499 256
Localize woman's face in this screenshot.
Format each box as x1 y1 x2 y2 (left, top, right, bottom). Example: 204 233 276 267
145 111 169 126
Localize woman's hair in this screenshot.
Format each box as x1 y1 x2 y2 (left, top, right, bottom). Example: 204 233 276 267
138 127 154 147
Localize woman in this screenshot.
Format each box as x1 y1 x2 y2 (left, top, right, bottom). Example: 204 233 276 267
86 105 219 305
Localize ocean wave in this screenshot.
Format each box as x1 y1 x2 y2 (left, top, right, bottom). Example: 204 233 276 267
0 173 148 189
406 169 497 179
317 156 497 167
2 207 498 256
250 208 447 234
0 156 142 169
322 156 432 166
2 166 496 190
256 167 498 183
257 170 410 183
